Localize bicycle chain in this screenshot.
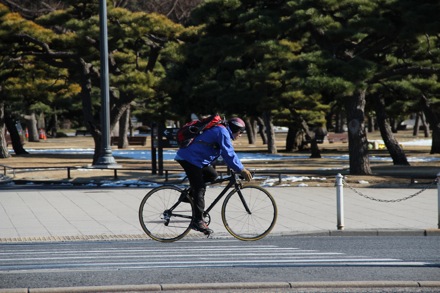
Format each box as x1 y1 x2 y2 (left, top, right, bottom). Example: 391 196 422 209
342 178 438 203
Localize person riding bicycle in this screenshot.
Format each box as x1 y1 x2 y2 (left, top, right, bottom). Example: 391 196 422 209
174 117 253 234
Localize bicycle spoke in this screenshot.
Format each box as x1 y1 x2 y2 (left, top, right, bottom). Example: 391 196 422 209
139 186 193 242
222 186 277 241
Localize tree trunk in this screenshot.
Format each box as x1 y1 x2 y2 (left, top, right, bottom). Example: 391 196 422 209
345 89 372 175
413 113 420 136
5 110 28 155
420 94 440 154
37 112 45 130
25 112 39 142
367 115 374 132
110 97 131 133
299 119 321 158
431 125 440 154
375 96 409 165
48 110 58 137
129 115 133 137
256 116 267 145
285 125 296 152
245 117 256 144
118 106 130 149
262 111 277 154
77 58 101 164
0 102 10 158
420 112 429 137
390 118 398 133
335 107 345 133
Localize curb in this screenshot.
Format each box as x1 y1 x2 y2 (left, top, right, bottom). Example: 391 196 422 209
1 229 439 243
2 281 440 292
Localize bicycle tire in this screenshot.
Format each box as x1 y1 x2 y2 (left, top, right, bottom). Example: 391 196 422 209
222 186 277 241
139 186 194 242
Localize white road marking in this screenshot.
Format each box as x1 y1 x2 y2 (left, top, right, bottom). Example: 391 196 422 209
0 242 431 273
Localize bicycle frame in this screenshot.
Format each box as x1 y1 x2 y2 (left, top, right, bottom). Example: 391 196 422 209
202 172 254 218
168 172 252 219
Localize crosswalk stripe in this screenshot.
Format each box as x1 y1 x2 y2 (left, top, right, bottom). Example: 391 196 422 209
0 242 431 272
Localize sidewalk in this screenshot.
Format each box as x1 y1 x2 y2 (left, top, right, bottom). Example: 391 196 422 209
0 185 439 242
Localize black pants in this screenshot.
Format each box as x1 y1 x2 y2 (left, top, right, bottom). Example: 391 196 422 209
177 160 218 221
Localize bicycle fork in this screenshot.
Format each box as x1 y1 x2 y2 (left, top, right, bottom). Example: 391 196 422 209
236 186 252 215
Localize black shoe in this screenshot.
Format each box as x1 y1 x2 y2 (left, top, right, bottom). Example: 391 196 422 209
190 220 213 235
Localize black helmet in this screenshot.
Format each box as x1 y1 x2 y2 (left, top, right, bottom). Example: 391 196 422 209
228 117 246 133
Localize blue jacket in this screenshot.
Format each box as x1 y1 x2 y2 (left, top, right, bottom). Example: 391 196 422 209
175 125 244 172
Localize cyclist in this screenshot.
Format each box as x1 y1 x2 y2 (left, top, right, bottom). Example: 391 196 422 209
174 117 253 234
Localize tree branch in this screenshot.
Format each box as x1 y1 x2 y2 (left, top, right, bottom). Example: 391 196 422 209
369 66 440 84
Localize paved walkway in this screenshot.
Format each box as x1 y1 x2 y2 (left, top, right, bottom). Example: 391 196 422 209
1 184 439 242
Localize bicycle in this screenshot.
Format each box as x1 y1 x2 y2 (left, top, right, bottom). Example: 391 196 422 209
138 170 277 242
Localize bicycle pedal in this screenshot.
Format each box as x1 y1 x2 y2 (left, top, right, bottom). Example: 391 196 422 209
204 229 214 237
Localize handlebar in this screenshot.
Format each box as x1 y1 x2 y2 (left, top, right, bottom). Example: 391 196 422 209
181 169 253 186
209 170 254 185
209 173 237 185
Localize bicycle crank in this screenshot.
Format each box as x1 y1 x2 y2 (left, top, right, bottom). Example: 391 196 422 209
203 212 211 225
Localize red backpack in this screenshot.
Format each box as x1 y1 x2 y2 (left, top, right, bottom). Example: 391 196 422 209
176 114 224 148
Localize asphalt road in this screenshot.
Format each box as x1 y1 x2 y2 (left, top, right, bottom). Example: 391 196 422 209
1 236 439 291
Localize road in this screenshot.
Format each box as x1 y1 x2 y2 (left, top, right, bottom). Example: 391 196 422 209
1 236 439 291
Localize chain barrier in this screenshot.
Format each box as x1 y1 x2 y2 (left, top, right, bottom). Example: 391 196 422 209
342 177 438 203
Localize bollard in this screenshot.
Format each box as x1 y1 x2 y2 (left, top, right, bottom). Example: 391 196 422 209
438 172 440 229
336 173 344 230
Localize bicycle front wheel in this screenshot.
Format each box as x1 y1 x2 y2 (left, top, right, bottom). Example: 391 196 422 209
139 186 193 242
222 186 277 241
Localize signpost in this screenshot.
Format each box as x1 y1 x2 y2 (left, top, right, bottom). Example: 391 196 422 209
162 128 180 148
150 124 180 175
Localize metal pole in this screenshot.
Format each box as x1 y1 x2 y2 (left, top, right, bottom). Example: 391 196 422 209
151 122 157 174
437 172 440 229
336 173 344 230
95 0 118 167
158 124 164 176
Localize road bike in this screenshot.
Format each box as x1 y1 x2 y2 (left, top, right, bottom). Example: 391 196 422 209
138 170 277 242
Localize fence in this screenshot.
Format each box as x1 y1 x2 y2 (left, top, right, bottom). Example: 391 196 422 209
335 172 440 230
0 165 152 180
0 165 329 182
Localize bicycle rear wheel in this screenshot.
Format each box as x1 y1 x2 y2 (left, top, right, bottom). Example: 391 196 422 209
139 186 193 242
222 186 277 241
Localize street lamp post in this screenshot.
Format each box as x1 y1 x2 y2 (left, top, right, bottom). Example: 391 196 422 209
94 0 119 167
